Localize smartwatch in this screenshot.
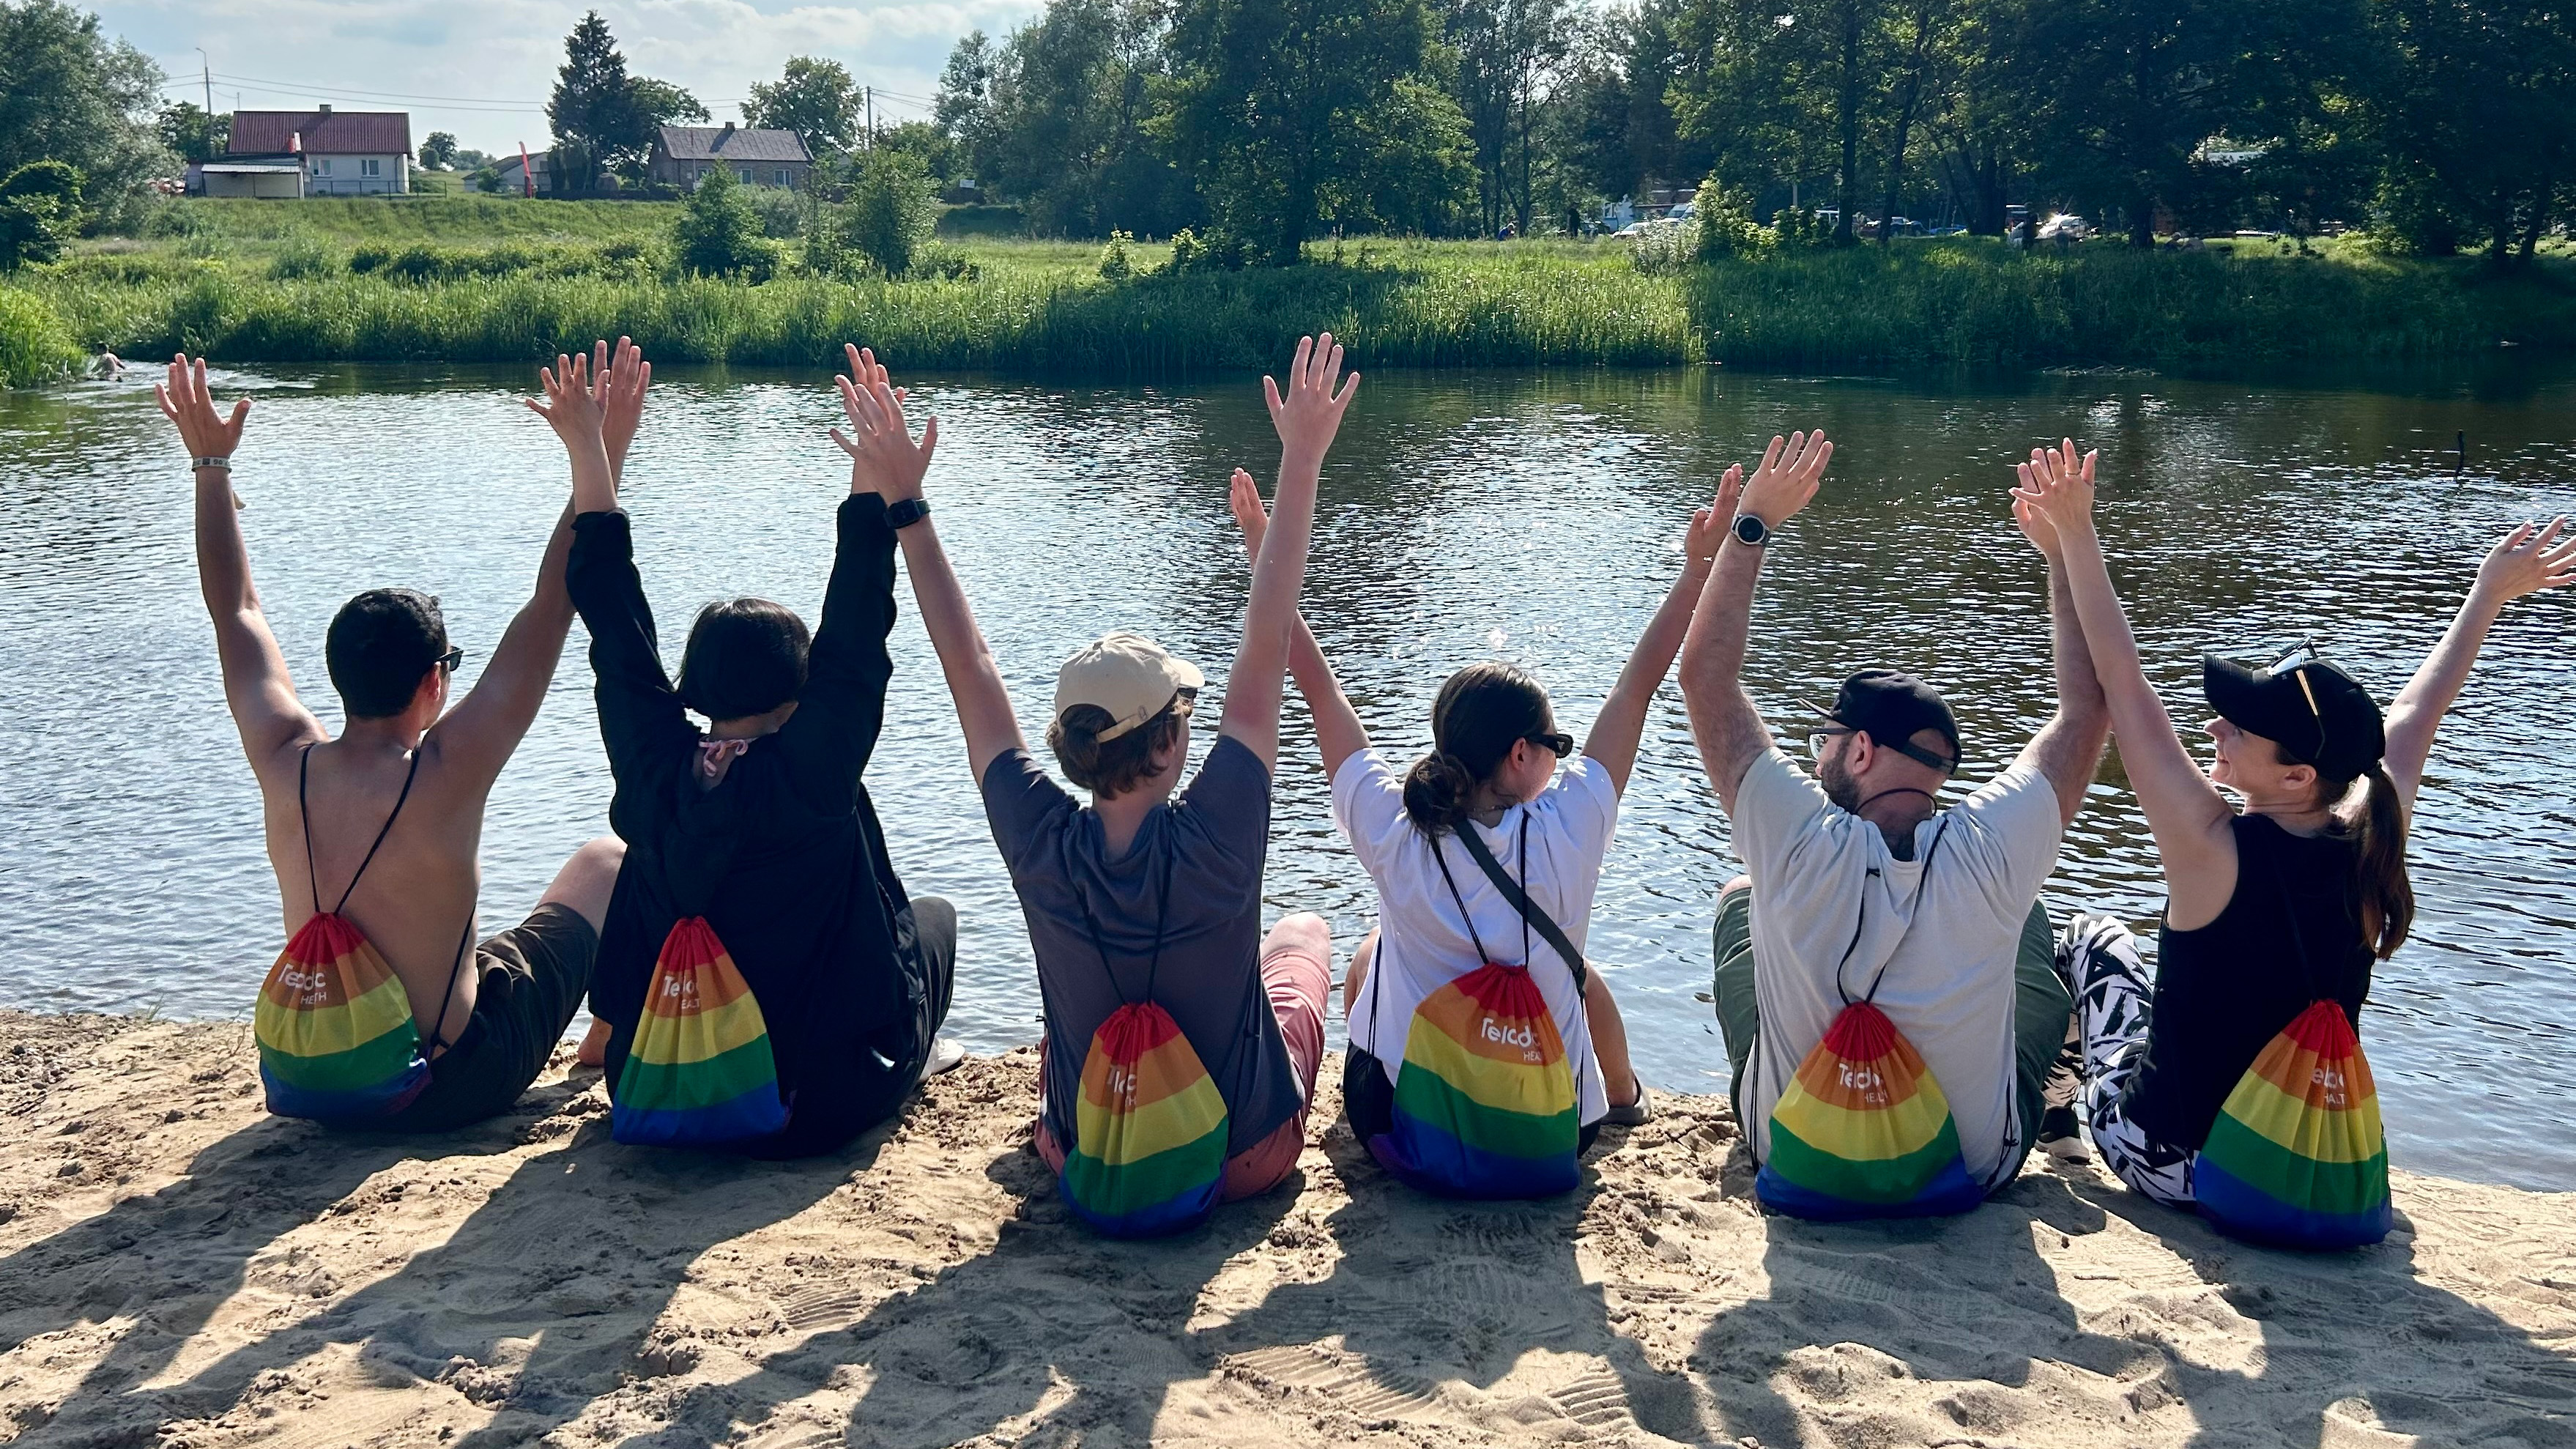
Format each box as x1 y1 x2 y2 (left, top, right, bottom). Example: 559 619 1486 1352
1730 513 1771 548
885 497 932 530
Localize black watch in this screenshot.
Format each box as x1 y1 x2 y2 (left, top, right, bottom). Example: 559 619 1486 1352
885 497 932 530
1730 513 1771 547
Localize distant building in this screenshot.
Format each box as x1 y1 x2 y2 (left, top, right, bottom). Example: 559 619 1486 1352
491 149 555 196
647 124 812 190
204 107 413 197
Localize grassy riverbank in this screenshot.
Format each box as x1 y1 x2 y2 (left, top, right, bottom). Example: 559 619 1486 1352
6 198 2573 381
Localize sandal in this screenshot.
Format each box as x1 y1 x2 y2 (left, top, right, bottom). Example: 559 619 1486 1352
1603 1085 1653 1127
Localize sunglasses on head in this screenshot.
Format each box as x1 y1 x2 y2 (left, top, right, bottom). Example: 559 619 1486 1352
1526 730 1575 757
1808 725 1957 775
2266 637 2327 752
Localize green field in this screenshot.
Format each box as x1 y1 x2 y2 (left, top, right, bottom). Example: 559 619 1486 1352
5 196 2574 385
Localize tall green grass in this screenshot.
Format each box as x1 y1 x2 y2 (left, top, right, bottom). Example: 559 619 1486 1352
153 195 678 245
0 288 82 388
23 232 2576 376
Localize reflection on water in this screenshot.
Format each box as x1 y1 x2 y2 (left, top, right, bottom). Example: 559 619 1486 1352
3 360 2572 1189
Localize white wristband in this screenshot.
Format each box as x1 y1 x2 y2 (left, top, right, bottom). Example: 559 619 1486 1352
193 455 233 472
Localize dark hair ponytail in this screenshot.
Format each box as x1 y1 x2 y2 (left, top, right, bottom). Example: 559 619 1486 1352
1400 662 1554 837
2349 763 2413 960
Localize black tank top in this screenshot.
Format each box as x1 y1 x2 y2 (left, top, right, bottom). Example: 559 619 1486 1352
2123 812 2377 1150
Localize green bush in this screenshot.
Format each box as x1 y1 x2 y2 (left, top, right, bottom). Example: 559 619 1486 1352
848 150 937 278
267 234 335 280
1098 231 1135 281
0 161 86 272
0 287 81 386
1691 184 1774 262
743 184 805 240
1164 227 1253 273
672 168 776 281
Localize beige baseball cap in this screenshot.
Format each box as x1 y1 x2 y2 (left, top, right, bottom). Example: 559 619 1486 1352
1054 631 1206 741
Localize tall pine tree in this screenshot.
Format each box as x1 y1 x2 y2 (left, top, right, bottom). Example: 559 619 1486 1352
547 12 639 194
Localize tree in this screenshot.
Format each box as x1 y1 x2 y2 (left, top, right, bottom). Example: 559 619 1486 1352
157 101 229 163
845 147 940 274
629 78 708 131
880 119 959 180
979 0 1192 236
546 11 641 194
1559 0 1707 208
937 30 1001 172
1449 0 1574 234
0 0 168 223
417 130 459 169
1166 0 1450 261
672 164 774 277
744 56 860 158
0 159 81 270
2363 0 2575 260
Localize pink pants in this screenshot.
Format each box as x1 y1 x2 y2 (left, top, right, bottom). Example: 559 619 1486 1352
1035 912 1329 1201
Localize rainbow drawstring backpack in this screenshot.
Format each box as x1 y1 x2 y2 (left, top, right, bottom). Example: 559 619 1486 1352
2196 1006 2391 1248
1058 867 1231 1237
1367 824 1584 1199
1753 822 1983 1221
256 748 464 1124
612 916 790 1147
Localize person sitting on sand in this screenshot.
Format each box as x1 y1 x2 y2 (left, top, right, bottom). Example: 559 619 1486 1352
162 349 628 1133
834 336 1349 1226
1679 434 2110 1214
568 350 959 1160
2009 442 2576 1212
1265 463 1696 1198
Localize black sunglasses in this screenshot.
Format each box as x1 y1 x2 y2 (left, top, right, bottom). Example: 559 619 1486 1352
1526 730 1575 757
2267 637 2327 752
437 645 466 675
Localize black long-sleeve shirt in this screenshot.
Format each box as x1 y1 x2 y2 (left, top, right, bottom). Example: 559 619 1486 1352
567 494 926 1157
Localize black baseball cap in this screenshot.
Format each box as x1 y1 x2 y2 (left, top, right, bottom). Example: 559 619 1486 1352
1804 669 1961 773
2203 648 2384 781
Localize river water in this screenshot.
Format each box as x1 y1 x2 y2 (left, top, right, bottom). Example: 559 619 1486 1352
4 360 2571 1189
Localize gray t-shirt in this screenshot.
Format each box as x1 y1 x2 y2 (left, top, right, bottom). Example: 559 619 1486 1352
981 735 1302 1156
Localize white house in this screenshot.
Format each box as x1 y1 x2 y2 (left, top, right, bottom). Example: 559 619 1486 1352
213 108 413 197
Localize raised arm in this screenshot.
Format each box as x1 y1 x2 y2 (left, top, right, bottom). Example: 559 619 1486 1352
2383 516 2575 811
435 341 636 780
1218 333 1358 772
2004 445 2112 829
160 355 323 774
1677 431 1833 816
836 345 1028 782
2013 440 2237 921
1228 470 1370 779
1582 473 1737 794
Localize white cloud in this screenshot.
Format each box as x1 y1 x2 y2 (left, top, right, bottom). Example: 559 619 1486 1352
100 0 1041 154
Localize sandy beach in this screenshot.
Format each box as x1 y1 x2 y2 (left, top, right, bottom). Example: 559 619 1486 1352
1 1009 2570 1448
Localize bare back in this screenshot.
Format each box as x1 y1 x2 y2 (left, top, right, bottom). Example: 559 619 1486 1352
253 730 497 1051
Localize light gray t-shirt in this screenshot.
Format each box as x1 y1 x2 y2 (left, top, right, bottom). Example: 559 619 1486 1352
1731 747 2064 1188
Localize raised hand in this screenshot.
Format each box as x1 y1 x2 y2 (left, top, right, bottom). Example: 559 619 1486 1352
524 349 607 449
2010 437 2098 535
1686 466 1745 565
1736 429 1833 528
1228 467 1268 560
2471 517 2576 605
831 343 935 500
155 355 249 462
600 336 650 475
1263 332 1359 464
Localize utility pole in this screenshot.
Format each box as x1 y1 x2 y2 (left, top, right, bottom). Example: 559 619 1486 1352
862 86 874 151
195 47 212 114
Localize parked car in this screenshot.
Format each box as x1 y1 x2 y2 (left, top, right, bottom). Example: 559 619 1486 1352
2037 213 2091 241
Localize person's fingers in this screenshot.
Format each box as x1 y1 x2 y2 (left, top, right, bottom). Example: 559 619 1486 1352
1332 370 1361 408
524 397 551 419
1291 335 1314 391
1263 374 1284 418
591 339 609 393
2079 448 2098 483
226 398 249 432
1759 435 1786 476
917 415 938 460
2531 515 2570 554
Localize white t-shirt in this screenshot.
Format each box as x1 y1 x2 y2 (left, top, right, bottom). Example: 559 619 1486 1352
1731 747 2063 1189
1333 749 1617 1127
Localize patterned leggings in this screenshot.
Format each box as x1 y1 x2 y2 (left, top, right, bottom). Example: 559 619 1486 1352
2062 914 2197 1207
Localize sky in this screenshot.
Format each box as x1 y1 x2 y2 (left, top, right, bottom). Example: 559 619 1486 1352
95 0 1040 156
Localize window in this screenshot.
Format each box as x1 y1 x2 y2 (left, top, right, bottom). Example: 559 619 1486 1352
774 168 789 186
361 158 380 177
736 167 752 183
313 158 331 175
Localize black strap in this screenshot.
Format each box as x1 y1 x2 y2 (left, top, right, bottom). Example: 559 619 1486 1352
1446 818 1588 994
301 744 423 916
297 744 472 1056
1842 818 1952 1006
1076 836 1177 1009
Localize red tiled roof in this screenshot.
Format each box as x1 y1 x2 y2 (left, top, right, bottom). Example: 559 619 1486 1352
228 111 412 157
654 125 810 164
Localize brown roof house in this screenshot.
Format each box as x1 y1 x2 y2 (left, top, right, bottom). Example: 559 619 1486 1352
200 107 413 197
647 123 812 190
